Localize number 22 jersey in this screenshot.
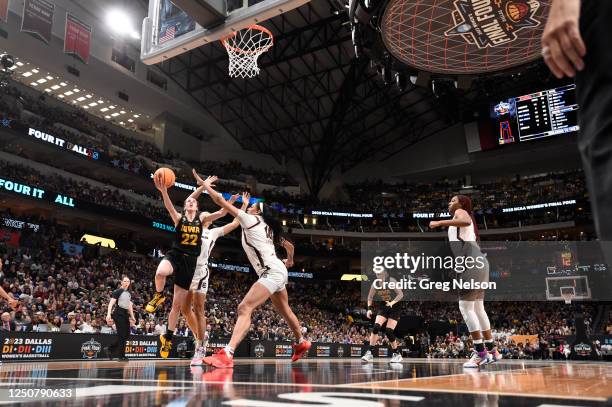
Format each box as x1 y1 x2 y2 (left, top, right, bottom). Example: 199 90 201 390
173 211 203 256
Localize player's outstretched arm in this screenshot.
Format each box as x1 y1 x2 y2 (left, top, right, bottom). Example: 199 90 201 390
240 192 250 212
192 171 230 223
203 194 238 224
201 177 241 218
154 173 181 226
188 170 207 202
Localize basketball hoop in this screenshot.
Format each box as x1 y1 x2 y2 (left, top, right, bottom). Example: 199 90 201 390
560 286 576 305
221 25 273 78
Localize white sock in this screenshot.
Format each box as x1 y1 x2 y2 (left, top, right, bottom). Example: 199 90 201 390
224 345 234 356
195 339 202 348
298 337 306 344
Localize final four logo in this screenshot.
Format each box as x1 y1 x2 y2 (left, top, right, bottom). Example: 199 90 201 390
80 338 102 359
254 343 265 358
445 0 541 48
574 343 592 357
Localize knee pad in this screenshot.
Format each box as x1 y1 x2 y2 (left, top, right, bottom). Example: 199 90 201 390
372 323 382 335
385 327 396 343
459 300 480 333
473 300 491 331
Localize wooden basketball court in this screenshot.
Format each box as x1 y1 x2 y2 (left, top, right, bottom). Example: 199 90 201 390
0 358 609 405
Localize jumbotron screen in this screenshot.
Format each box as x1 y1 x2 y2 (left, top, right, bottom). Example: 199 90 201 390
491 84 579 146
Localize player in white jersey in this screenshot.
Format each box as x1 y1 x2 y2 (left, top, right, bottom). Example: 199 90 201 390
429 195 501 368
197 175 311 368
188 192 249 366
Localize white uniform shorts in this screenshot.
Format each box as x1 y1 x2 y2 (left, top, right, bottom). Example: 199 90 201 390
256 266 288 294
190 265 210 294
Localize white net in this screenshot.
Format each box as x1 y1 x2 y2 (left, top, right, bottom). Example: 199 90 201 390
560 286 576 305
221 25 273 78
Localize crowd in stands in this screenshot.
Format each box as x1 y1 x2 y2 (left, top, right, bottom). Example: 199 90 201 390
1 84 298 186
261 170 590 233
342 171 587 215
0 160 168 220
1 83 593 233
0 213 607 362
418 331 582 360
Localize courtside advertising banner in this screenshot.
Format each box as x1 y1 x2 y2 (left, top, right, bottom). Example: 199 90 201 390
0 0 9 23
64 13 92 63
21 0 54 44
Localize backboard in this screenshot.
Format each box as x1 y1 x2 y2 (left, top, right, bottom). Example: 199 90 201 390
141 0 310 65
545 275 591 302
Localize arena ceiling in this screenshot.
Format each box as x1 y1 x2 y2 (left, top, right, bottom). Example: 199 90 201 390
146 0 556 196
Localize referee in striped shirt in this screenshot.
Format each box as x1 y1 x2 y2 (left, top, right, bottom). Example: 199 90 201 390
105 276 136 361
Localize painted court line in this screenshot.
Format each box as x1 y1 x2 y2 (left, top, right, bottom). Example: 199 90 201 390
5 376 603 402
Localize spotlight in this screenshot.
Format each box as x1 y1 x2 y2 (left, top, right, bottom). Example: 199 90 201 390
431 78 455 98
0 54 15 70
382 66 392 86
106 9 140 39
0 54 15 89
395 72 407 91
351 24 363 59
381 57 392 86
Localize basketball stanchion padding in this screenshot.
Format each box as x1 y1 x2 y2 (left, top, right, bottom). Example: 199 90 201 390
221 25 274 78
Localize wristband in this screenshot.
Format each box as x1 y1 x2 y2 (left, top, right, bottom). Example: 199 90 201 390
367 305 373 311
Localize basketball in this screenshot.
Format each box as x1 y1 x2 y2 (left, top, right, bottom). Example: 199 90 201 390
507 2 529 22
154 167 175 188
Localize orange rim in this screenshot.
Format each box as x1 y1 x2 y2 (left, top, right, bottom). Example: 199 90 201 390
221 24 274 55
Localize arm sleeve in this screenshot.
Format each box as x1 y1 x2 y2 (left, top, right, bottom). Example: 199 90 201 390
236 210 258 228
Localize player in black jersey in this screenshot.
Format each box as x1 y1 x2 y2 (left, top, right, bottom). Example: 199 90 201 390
362 268 403 364
146 171 232 358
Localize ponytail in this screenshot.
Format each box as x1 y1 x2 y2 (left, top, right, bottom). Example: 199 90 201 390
260 203 283 247
456 195 480 241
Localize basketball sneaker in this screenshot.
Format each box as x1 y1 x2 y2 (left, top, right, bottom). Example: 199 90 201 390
486 348 503 364
159 334 172 359
203 349 234 368
361 350 374 363
145 292 166 313
190 346 205 366
390 352 403 363
463 351 486 368
292 340 312 362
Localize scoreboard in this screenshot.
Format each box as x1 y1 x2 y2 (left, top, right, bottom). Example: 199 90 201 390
491 84 579 146
515 84 579 141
